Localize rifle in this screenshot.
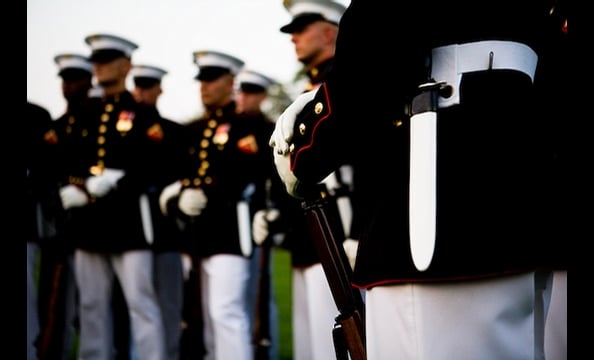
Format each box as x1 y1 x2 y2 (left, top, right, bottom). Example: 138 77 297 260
253 177 275 360
301 184 366 360
253 236 273 360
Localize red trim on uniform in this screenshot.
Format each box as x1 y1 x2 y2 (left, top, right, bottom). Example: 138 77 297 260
351 268 536 290
291 83 332 172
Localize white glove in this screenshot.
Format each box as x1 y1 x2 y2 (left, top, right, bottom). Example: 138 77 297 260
343 238 359 271
272 233 286 247
102 168 125 183
269 89 318 155
159 181 182 215
178 188 208 216
273 151 302 198
85 176 113 198
59 184 89 209
252 209 280 246
85 169 124 198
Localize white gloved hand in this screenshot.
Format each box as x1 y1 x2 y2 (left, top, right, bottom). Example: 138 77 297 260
102 168 125 184
85 176 114 198
273 151 302 198
159 181 182 216
178 188 208 216
272 233 286 247
85 168 124 198
59 184 89 209
252 210 269 245
252 208 280 246
269 89 318 155
343 238 359 271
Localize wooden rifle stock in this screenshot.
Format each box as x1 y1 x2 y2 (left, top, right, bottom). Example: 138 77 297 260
302 185 367 360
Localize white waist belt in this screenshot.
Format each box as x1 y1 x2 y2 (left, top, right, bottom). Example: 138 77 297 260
431 40 538 108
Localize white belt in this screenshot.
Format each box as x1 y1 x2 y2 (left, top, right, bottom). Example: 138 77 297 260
431 40 538 108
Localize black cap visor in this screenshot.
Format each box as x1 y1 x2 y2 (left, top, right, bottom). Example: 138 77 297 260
58 68 92 81
196 66 232 81
239 83 267 94
133 77 161 88
280 13 328 33
89 49 128 63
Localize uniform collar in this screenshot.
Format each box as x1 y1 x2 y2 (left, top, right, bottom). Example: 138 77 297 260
205 101 237 119
305 57 334 88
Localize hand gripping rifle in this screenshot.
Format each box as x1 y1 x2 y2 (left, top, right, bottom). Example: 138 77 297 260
301 184 367 360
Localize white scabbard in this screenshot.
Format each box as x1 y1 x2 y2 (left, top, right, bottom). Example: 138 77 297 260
237 200 253 257
409 110 437 272
408 81 450 271
139 193 154 244
336 196 353 238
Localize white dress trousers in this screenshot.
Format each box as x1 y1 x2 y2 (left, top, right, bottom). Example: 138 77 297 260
200 253 253 360
365 272 544 360
292 262 339 360
74 249 165 360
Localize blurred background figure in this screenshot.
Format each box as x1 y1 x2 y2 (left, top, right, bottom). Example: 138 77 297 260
235 68 281 360
36 53 93 360
56 33 166 360
254 1 354 359
27 101 60 360
159 49 270 360
130 63 187 360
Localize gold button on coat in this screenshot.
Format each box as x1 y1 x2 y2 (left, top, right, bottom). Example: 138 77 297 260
314 102 324 114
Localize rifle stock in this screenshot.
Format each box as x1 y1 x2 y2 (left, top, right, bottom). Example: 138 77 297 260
254 178 275 360
302 185 367 360
253 240 273 360
334 312 366 360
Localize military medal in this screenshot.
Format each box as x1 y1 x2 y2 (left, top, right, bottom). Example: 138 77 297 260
116 110 135 132
213 123 230 146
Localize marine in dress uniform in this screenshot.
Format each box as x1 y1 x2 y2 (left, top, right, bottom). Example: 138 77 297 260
235 69 281 360
55 33 166 360
159 50 266 360
36 53 93 360
267 2 356 359
280 0 346 92
130 64 187 360
235 69 281 226
27 101 59 360
271 1 562 359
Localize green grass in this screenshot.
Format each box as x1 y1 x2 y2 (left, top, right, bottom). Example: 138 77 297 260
272 247 293 360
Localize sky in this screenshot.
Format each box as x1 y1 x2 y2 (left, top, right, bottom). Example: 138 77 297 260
27 0 351 123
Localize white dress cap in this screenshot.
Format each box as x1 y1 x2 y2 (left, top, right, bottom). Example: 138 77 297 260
54 53 93 74
284 0 346 25
193 50 245 76
130 65 168 81
236 69 277 91
85 33 139 58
